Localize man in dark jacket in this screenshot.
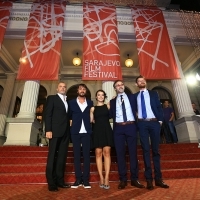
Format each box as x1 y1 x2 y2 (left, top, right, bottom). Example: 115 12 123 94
109 80 144 189
68 84 93 189
134 75 169 190
45 82 70 192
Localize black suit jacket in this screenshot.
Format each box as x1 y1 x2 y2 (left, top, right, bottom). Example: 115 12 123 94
45 94 69 138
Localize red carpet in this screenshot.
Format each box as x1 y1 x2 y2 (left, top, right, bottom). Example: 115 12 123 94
0 179 200 200
0 143 200 184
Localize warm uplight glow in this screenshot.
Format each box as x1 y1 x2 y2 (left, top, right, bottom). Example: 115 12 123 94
72 52 81 66
19 57 27 64
186 75 197 86
72 57 81 66
125 58 133 67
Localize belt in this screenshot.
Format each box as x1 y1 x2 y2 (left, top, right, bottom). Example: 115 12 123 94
138 118 157 121
115 121 135 125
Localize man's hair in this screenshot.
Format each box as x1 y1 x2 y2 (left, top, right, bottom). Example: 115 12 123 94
58 81 66 85
113 80 123 88
77 83 87 91
135 75 145 83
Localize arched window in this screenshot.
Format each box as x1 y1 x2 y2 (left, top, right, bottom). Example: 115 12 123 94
152 86 176 119
13 97 21 117
36 86 47 123
124 86 132 94
0 85 4 102
67 84 91 101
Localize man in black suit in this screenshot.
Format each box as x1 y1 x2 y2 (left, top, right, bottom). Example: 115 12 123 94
134 75 169 190
45 82 70 192
68 84 93 189
109 80 144 189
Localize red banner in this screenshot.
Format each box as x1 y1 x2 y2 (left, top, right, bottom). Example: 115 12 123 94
82 2 122 80
0 2 12 49
17 2 66 80
130 6 180 80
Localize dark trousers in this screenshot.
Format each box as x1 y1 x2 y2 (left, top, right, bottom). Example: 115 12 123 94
114 123 138 181
46 133 70 187
71 133 91 182
138 121 162 181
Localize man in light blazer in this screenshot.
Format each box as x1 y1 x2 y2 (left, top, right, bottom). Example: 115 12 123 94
134 75 169 190
68 84 93 189
109 80 144 189
45 82 70 192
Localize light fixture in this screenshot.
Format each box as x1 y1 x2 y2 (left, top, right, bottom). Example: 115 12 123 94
19 57 27 64
186 75 197 86
196 73 200 81
125 54 133 67
72 52 81 66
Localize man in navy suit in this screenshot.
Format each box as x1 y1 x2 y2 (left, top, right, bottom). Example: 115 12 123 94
134 75 169 190
45 82 70 192
109 80 144 189
68 84 93 189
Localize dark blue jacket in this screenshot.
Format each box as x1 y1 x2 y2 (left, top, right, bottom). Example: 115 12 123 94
109 94 137 131
134 90 163 121
68 98 93 134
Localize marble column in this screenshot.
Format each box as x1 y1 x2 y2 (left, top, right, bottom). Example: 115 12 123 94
5 80 42 146
170 39 194 118
0 73 16 145
17 80 40 118
170 39 199 143
102 81 115 129
102 81 115 103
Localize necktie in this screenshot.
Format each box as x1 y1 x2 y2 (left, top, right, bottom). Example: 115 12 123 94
141 91 147 119
120 95 127 122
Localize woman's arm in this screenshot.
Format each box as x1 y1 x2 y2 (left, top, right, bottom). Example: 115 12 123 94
90 107 95 123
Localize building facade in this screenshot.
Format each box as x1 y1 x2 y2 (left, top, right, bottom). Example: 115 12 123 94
0 2 200 146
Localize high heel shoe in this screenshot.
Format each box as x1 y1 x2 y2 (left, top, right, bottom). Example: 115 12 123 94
99 183 104 188
103 185 110 189
99 178 104 188
104 178 110 189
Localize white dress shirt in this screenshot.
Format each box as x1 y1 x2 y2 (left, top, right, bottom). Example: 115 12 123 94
115 92 135 122
57 93 68 113
137 89 156 119
77 97 87 133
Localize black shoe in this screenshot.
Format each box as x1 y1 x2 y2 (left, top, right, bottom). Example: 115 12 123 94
71 180 83 189
118 181 127 189
83 181 91 189
57 183 71 188
48 186 58 192
146 180 154 190
131 180 145 188
155 179 169 188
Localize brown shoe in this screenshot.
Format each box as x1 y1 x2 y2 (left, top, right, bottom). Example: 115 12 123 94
118 181 127 189
155 179 169 188
131 180 145 188
146 180 154 190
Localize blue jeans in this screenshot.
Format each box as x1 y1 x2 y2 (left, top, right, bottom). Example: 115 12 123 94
168 121 178 143
163 121 178 143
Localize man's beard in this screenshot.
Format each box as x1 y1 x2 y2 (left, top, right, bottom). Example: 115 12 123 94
78 92 86 97
117 88 124 93
138 84 146 89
